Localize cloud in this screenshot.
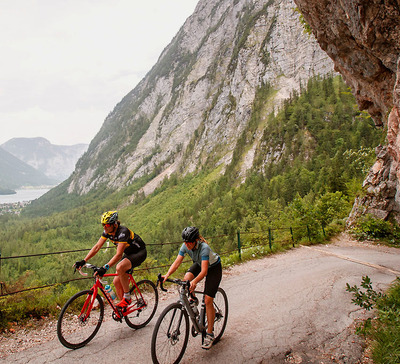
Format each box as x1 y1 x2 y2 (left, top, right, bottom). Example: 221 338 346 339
0 0 198 145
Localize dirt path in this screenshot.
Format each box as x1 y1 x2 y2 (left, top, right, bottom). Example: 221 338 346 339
1 234 399 363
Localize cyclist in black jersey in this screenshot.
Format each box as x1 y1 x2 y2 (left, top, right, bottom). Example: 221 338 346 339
74 211 147 309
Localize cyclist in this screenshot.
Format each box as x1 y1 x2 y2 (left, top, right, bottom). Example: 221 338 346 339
163 226 222 350
74 211 147 309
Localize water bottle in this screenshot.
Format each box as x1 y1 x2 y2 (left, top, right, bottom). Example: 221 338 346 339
190 297 199 317
105 284 116 301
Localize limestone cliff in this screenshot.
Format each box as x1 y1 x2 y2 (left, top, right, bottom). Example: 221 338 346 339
293 0 400 223
67 0 334 196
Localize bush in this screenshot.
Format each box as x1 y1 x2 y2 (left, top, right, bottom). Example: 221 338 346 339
350 214 400 244
346 276 400 364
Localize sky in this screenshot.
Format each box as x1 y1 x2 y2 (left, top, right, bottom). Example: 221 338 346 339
0 0 199 146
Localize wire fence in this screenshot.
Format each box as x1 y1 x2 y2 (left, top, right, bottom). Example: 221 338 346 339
0 224 326 297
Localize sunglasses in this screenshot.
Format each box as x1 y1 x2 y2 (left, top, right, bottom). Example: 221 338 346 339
103 223 113 228
184 241 195 244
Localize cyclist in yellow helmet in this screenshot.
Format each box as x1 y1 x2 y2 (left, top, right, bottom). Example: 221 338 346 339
74 211 147 309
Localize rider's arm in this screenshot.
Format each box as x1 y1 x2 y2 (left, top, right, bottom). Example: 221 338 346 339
83 237 107 262
190 259 209 291
105 243 125 268
164 254 185 282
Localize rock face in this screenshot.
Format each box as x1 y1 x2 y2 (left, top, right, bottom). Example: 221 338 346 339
67 0 334 196
293 0 400 224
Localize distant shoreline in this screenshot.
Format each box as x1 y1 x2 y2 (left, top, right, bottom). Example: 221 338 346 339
0 187 52 205
0 189 17 195
0 185 55 196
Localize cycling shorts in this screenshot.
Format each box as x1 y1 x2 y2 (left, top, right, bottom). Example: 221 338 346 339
123 248 147 270
187 261 222 298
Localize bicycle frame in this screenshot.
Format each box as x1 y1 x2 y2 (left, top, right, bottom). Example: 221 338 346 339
178 285 206 334
158 274 206 335
80 270 145 320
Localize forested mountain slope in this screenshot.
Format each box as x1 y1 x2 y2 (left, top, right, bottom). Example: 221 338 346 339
293 0 400 224
57 0 333 201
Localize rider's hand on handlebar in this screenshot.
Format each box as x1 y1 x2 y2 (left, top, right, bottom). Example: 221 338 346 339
189 281 197 293
74 260 86 270
94 266 107 277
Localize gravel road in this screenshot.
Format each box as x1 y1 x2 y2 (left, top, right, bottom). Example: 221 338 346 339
1 234 399 364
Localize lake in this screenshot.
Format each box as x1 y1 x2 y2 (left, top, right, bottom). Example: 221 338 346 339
0 188 52 204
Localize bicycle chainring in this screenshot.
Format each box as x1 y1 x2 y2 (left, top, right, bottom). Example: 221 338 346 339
112 311 122 322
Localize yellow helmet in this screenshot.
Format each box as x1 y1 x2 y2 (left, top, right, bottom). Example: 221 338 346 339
101 211 118 225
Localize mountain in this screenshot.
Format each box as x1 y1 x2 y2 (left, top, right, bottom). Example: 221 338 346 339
1 137 88 183
293 0 400 224
0 147 56 190
65 0 334 197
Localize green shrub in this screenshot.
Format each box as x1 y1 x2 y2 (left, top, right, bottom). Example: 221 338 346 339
346 276 400 364
351 214 400 244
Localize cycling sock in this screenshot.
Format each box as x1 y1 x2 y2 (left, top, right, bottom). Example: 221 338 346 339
123 293 131 300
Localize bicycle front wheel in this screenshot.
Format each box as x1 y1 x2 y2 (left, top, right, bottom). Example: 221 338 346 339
57 290 104 349
125 279 158 329
151 302 189 364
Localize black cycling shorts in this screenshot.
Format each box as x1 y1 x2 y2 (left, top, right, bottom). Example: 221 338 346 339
187 261 222 298
123 248 147 269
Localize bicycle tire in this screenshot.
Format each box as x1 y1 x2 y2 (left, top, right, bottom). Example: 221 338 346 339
57 290 104 349
151 302 189 364
203 287 228 344
125 279 158 329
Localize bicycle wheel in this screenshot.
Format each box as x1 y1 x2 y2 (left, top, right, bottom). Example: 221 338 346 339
204 287 228 344
57 290 104 349
151 302 189 364
125 279 158 329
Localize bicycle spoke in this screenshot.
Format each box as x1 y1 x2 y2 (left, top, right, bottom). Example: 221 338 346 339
57 290 104 349
151 303 189 364
212 287 228 343
125 279 158 329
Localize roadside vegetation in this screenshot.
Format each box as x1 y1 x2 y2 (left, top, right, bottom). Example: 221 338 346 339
347 276 400 364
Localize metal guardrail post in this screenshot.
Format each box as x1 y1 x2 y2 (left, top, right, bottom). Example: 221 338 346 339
290 227 295 247
322 225 326 237
237 230 242 260
268 228 272 249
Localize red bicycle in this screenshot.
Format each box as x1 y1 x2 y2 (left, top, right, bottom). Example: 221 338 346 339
57 264 158 349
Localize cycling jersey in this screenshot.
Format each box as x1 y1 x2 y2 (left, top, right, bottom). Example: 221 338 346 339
179 241 220 267
102 224 145 255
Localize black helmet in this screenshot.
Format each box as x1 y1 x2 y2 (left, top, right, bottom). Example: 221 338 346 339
182 226 200 242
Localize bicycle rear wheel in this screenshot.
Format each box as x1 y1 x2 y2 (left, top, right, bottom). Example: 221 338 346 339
151 302 189 364
57 290 104 349
204 287 228 344
125 279 158 329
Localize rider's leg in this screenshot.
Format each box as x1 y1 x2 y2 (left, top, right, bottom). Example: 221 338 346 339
113 258 132 300
205 295 215 334
183 271 195 281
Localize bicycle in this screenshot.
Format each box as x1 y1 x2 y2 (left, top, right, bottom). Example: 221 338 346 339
57 263 158 349
151 273 228 364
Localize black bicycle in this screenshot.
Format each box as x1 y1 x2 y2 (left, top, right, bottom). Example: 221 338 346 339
151 274 228 364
